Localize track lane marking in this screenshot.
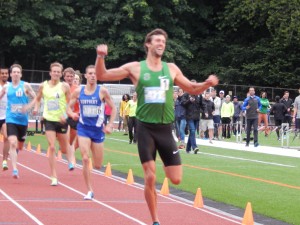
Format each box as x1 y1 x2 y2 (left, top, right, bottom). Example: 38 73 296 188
17 162 147 225
0 189 44 225
12 151 244 224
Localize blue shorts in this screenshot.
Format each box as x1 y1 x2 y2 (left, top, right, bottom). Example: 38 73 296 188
77 123 105 143
213 115 221 124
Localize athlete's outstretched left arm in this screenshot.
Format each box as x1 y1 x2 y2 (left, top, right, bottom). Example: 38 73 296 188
171 63 219 95
100 86 116 134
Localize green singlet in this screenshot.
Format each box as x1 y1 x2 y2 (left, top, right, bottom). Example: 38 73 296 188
136 60 174 124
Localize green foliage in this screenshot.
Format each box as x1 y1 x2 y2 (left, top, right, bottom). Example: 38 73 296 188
0 0 300 88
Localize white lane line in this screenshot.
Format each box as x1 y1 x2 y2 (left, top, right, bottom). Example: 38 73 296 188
199 152 296 168
5 150 249 224
108 137 296 168
0 189 44 225
17 163 146 225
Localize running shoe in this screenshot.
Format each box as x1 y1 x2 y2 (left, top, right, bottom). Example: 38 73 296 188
2 160 8 171
153 222 160 225
254 142 259 147
50 177 58 186
84 191 94 200
68 162 74 171
194 148 199 154
12 169 19 179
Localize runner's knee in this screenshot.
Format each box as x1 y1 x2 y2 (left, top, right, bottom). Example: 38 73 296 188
144 170 156 186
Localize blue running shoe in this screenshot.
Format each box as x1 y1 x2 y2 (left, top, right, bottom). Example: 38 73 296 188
153 222 160 225
68 162 74 171
12 169 19 179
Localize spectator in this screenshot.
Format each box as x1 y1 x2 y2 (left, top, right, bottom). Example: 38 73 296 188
232 96 242 136
270 96 287 140
280 91 293 129
126 92 138 144
211 89 221 140
242 87 261 147
201 92 215 143
119 94 130 135
292 88 300 132
258 91 271 137
221 95 234 139
175 88 186 149
182 80 205 154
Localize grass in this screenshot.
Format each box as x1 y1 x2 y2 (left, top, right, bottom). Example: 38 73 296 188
25 131 300 224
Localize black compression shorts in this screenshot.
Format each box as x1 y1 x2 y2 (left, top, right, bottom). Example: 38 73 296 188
137 120 181 166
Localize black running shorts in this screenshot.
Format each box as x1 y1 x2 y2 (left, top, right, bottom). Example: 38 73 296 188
6 123 27 142
44 119 68 134
67 117 78 130
0 119 5 130
137 120 181 166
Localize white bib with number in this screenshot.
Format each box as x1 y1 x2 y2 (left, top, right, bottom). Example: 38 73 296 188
144 87 166 103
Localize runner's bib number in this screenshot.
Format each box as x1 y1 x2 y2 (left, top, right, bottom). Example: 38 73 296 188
47 100 59 111
11 104 23 113
144 87 166 103
82 105 101 117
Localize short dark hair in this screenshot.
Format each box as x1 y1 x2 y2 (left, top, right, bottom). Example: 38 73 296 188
144 28 168 54
260 91 267 98
122 94 131 101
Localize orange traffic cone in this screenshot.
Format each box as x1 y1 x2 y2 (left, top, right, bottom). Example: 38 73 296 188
160 178 169 195
242 202 254 225
36 144 41 154
89 158 93 171
193 188 204 208
57 150 62 160
105 162 112 177
126 169 134 185
27 141 32 151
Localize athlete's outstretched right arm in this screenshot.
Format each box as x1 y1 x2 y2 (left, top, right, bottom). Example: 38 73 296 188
95 44 131 82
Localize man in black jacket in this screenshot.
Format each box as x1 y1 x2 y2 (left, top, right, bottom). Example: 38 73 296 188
181 80 206 154
280 91 293 128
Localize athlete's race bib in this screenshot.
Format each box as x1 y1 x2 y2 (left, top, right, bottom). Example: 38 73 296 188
10 104 23 113
82 105 101 117
47 100 59 111
144 87 166 103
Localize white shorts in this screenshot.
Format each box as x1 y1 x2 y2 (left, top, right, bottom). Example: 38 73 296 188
201 119 214 131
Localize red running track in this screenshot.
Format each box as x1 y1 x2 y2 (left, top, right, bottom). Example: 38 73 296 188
0 149 242 225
